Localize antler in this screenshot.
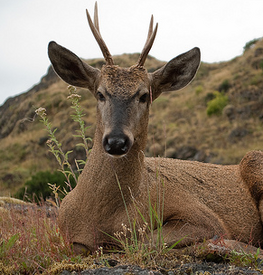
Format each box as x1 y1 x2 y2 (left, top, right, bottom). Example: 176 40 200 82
86 2 114 65
136 16 158 67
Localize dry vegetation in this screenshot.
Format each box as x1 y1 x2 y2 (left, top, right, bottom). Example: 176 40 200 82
1 199 263 274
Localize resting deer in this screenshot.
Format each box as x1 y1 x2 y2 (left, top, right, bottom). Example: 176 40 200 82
48 3 263 254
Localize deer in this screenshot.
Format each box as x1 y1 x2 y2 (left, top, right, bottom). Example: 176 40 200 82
48 3 263 255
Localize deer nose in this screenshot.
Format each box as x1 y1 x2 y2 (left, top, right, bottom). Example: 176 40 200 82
103 134 131 156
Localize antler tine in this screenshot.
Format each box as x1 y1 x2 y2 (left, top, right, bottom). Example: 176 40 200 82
86 2 114 65
136 16 158 67
94 2 100 33
146 15 154 41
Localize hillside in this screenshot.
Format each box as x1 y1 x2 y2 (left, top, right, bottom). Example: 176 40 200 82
1 38 263 196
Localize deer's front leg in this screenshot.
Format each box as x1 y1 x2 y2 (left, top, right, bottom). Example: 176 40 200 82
152 205 230 248
154 220 221 248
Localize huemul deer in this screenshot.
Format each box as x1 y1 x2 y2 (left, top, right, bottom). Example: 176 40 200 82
48 3 263 254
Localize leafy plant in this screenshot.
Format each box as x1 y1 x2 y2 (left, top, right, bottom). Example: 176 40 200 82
15 170 74 202
226 247 263 268
204 92 216 103
0 234 19 258
243 38 260 52
34 86 91 205
206 91 228 116
35 107 77 191
68 85 92 160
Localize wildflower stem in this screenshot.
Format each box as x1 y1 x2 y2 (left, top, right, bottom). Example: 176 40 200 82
67 85 90 159
35 107 77 190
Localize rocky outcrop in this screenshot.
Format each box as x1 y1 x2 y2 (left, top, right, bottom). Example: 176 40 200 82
0 66 59 139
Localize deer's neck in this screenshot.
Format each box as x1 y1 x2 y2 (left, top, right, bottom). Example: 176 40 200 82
78 125 147 207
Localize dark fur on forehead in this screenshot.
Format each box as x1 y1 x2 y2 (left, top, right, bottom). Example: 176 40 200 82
100 65 149 97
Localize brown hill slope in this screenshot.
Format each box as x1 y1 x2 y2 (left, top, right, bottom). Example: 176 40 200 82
1 39 263 196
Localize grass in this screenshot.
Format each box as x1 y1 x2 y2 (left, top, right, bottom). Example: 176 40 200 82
0 200 178 273
194 238 263 270
226 248 263 268
0 200 160 274
0 201 74 274
102 172 184 267
1 202 262 274
0 186 184 273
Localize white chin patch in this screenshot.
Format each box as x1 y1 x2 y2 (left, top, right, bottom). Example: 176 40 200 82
107 153 127 159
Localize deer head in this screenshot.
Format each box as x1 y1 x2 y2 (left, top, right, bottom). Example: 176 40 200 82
48 3 200 157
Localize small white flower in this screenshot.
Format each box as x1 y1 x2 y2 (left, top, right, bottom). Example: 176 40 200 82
35 107 47 116
67 93 81 100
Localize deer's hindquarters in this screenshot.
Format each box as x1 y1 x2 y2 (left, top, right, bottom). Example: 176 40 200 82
240 150 263 229
240 150 263 202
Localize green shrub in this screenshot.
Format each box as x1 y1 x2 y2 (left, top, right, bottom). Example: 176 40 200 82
195 85 203 95
15 170 76 202
218 79 231 93
206 91 228 116
243 38 260 52
204 92 216 103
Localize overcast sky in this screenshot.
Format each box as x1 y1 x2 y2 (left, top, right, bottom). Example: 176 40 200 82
0 0 262 106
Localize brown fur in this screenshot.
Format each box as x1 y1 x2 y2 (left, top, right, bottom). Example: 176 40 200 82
48 5 263 254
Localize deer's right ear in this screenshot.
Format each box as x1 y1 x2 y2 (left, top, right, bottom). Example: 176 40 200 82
48 41 100 92
150 47 200 100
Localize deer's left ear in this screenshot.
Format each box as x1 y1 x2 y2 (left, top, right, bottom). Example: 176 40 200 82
150 47 200 100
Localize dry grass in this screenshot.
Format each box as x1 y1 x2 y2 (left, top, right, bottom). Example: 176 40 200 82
0 194 190 274
0 201 76 274
1 201 262 275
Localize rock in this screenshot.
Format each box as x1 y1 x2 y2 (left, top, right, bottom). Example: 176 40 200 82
174 146 198 160
228 127 249 143
254 47 263 57
251 59 263 70
78 265 161 275
237 88 263 103
223 105 236 122
193 150 209 162
38 136 49 146
165 148 177 158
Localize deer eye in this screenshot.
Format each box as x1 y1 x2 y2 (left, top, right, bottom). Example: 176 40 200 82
97 92 105 102
139 93 148 103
